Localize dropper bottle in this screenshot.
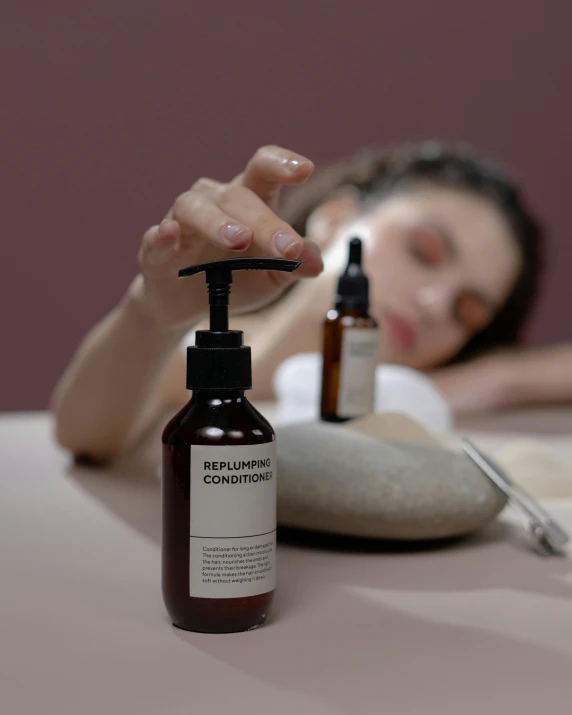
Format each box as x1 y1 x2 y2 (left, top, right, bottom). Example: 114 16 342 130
162 257 300 634
320 237 380 422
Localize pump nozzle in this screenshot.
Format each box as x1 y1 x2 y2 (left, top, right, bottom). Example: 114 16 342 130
180 258 300 332
178 257 302 390
179 257 301 279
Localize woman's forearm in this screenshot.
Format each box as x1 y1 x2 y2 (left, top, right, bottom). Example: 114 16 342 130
502 343 572 406
431 343 572 413
52 277 194 461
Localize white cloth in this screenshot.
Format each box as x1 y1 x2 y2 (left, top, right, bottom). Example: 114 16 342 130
273 352 453 433
181 329 197 348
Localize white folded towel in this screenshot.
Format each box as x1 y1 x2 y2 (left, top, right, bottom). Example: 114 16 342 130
273 352 453 433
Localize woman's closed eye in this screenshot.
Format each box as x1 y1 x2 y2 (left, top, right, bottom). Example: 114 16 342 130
408 223 452 267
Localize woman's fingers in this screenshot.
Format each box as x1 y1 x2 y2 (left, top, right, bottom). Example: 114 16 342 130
296 238 324 277
236 145 314 208
193 180 305 259
139 220 181 268
144 183 317 271
171 188 254 252
160 146 315 258
146 145 322 289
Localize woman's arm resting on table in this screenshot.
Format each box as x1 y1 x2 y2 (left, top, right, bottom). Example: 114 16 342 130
52 277 189 462
430 343 572 413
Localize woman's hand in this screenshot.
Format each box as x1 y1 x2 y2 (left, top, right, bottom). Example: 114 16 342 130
134 145 323 332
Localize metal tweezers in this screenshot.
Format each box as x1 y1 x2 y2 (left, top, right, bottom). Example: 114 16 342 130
461 438 570 556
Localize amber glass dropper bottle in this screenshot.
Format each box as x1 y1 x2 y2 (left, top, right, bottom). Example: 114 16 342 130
162 257 301 634
320 237 380 422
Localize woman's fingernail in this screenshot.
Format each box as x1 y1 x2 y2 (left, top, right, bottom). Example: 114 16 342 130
159 218 178 235
223 223 252 246
286 157 312 172
274 231 303 257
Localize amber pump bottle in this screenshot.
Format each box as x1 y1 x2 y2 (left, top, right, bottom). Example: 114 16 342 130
162 257 301 633
320 237 380 422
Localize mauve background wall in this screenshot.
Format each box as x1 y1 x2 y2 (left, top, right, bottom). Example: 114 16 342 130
2 1 571 410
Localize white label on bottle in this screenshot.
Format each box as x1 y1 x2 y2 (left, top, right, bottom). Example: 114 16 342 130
336 327 380 418
189 442 277 599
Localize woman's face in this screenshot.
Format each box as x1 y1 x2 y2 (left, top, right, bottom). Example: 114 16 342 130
330 187 521 369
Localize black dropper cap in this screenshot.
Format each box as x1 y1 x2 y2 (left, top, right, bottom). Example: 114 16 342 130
335 237 370 311
179 258 301 390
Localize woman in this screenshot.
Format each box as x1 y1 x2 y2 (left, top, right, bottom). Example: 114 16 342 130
53 143 569 462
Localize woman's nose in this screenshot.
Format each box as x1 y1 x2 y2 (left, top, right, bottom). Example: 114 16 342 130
415 283 453 322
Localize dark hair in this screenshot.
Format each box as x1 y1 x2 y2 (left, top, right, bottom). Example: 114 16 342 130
280 141 543 362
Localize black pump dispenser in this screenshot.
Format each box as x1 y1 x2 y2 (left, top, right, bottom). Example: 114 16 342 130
179 258 301 390
335 237 369 311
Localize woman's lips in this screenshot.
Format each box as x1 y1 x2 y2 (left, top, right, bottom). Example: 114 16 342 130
381 309 417 351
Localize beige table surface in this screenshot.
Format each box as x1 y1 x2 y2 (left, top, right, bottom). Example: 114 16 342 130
2 409 572 715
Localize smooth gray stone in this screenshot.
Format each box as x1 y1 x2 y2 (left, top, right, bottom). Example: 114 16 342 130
275 422 506 540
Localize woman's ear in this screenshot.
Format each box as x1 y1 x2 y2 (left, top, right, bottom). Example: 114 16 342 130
305 187 360 249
